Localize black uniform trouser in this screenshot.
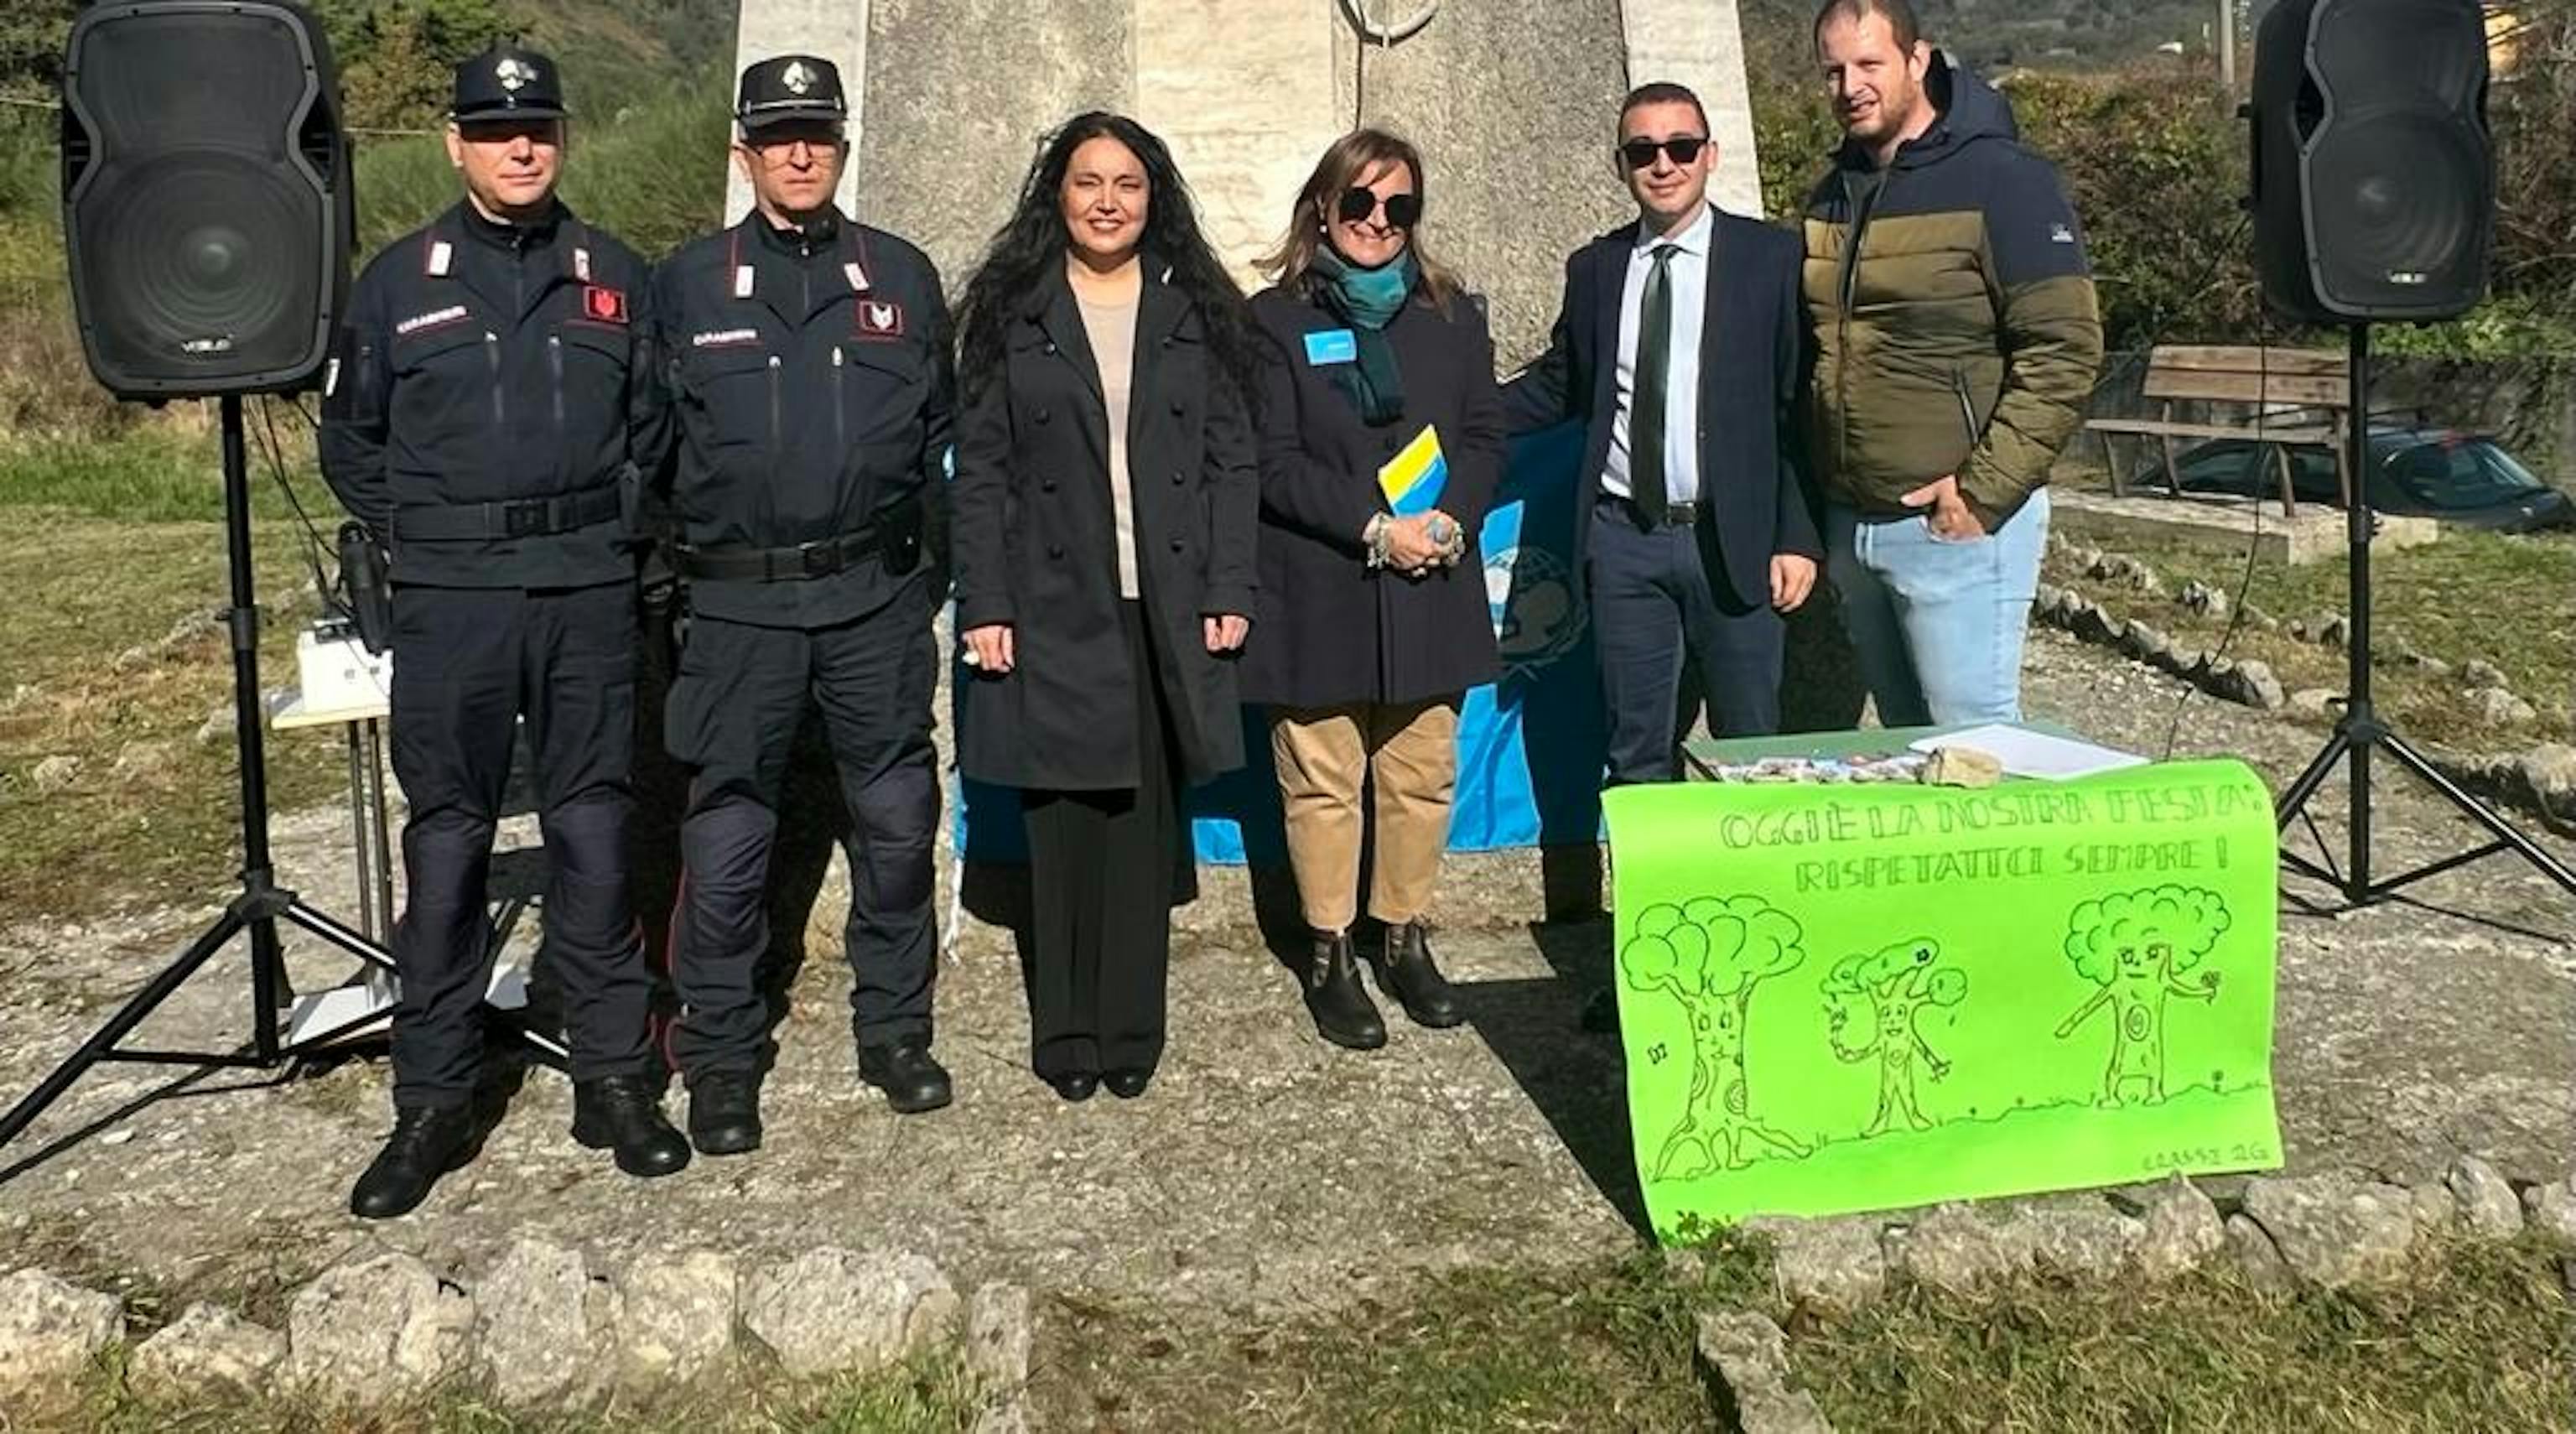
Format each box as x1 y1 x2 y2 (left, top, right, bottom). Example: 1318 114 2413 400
1021 600 1182 1081
387 581 649 1108
663 587 939 1073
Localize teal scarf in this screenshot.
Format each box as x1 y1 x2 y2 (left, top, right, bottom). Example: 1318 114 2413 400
1311 247 1416 425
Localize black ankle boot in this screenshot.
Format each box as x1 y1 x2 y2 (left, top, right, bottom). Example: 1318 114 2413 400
1304 929 1386 1050
1379 921 1466 1029
349 1104 479 1219
571 1073 691 1177
858 1037 954 1114
686 1068 763 1156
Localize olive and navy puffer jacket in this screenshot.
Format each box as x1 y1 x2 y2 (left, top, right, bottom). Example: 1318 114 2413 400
1801 53 2104 529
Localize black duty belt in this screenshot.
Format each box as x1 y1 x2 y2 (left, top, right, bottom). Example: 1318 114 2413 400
677 525 888 583
1600 491 1700 528
392 486 622 543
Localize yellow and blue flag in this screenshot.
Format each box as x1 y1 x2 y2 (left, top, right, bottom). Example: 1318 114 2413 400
1377 424 1446 517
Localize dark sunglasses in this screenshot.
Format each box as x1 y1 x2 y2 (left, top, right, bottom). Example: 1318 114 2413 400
1336 186 1423 229
1619 135 1708 170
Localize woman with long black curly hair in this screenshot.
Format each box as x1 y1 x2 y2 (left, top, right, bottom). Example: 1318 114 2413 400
950 112 1263 1103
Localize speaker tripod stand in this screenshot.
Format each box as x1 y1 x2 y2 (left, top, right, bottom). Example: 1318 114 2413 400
2272 325 2576 907
0 397 561 1160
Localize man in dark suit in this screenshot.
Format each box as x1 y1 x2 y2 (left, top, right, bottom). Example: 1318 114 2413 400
1504 81 1820 783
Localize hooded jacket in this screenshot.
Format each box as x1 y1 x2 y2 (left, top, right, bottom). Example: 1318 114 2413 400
1801 53 2103 527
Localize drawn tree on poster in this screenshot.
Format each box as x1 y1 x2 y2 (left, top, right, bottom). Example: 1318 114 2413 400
2055 886 2230 1107
1621 896 1809 1180
1821 938 1966 1136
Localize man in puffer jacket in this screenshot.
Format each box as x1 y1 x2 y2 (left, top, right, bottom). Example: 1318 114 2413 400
1804 0 2103 726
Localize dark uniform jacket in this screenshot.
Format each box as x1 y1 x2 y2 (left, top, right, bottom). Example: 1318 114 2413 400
1800 53 2104 529
1243 282 1504 709
1502 205 1821 614
649 211 953 629
319 202 661 589
952 267 1259 792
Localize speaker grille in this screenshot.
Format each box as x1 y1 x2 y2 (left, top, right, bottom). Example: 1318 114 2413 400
61 3 346 397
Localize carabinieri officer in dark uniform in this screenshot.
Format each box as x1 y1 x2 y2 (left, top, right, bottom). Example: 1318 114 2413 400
319 44 688 1218
649 55 954 1151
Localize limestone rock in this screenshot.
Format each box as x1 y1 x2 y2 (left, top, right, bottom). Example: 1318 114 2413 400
1890 1203 2031 1295
287 1252 475 1404
2221 1215 2293 1294
129 1302 285 1400
0 1268 123 1399
2178 579 2230 619
195 704 236 746
615 1250 739 1386
30 756 81 795
967 1283 1034 1434
741 1247 959 1378
2120 621 2174 663
2407 1181 2458 1236
1696 1311 1836 1434
2009 1200 2139 1281
2241 1177 2417 1289
2070 604 2122 645
1750 1216 1886 1317
480 1238 614 1408
2289 688 2340 719
2122 1175 2225 1281
2473 688 2537 727
2521 1177 2576 1244
2462 658 2508 690
1921 746 2003 789
2445 1157 2524 1240
2209 657 2287 710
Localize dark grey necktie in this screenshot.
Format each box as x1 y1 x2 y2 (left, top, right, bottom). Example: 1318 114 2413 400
1632 242 1679 527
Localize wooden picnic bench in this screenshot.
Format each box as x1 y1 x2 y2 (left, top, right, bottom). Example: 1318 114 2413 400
2085 345 2352 514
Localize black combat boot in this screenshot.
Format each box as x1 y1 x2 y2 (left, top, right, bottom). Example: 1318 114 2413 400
570 1073 692 1177
1303 929 1386 1051
349 1104 480 1219
858 1036 954 1114
685 1068 763 1156
1379 920 1466 1028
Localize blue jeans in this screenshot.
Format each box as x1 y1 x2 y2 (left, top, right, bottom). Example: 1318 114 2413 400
1825 487 2050 728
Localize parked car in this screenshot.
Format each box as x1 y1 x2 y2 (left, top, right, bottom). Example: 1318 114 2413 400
2130 426 2576 533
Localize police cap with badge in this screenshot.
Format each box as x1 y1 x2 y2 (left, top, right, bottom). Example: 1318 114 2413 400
452 43 568 126
735 55 848 132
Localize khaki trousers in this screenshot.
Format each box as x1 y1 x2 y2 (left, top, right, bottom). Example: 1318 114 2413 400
1268 699 1461 933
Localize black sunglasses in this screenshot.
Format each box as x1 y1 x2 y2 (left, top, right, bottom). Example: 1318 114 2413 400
1336 186 1423 229
1619 135 1709 170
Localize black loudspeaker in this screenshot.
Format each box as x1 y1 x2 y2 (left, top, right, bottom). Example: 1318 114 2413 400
60 1 351 398
2250 0 2492 323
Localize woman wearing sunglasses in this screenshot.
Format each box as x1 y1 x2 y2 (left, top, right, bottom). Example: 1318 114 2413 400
1244 129 1506 1050
951 112 1265 1101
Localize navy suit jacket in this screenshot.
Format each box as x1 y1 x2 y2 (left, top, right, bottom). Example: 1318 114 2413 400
1503 205 1821 611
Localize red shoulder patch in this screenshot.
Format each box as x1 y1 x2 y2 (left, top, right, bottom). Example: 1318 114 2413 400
582 286 629 324
854 298 906 340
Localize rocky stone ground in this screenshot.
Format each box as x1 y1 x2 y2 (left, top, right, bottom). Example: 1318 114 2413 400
0 627 2567 1358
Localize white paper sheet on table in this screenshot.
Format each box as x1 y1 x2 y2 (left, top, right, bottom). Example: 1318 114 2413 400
1909 724 2151 781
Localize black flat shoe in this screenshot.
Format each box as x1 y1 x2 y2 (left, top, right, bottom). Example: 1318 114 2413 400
1104 1068 1153 1100
1046 1072 1099 1103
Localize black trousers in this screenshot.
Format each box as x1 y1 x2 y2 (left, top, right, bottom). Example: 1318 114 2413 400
1587 496 1785 782
387 582 648 1108
662 587 939 1072
1021 600 1182 1081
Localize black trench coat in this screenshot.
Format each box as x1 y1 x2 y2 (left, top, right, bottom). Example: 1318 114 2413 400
952 267 1260 792
1241 282 1504 709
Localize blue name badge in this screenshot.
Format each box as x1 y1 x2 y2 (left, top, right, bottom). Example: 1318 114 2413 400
1304 329 1359 366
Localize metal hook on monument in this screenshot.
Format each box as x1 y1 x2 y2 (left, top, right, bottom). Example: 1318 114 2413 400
1340 0 1438 46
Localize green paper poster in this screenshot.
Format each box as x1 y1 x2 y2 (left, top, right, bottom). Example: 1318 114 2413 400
1602 759 2283 1239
